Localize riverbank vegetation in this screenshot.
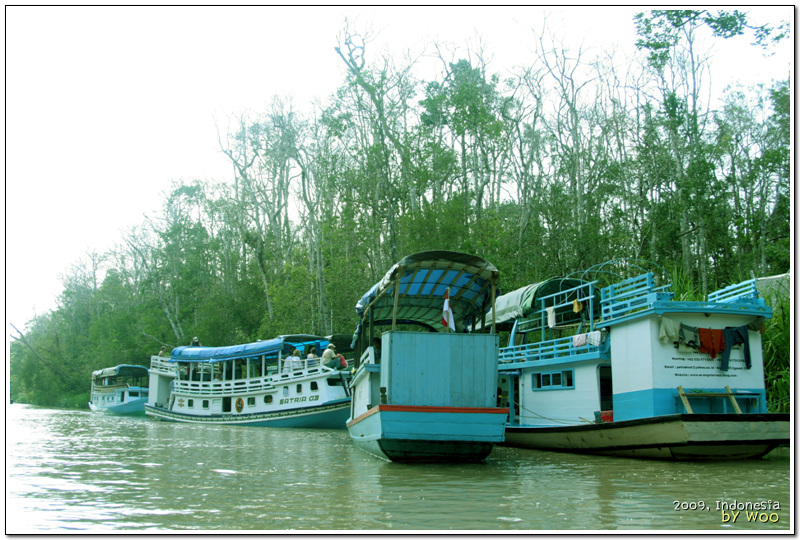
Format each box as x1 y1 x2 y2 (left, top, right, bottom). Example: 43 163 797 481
10 11 790 411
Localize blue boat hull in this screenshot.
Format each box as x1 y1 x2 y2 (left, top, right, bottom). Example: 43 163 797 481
145 398 350 428
347 405 508 463
89 397 148 415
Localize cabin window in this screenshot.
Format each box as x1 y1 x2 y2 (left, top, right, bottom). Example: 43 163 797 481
247 397 256 406
310 381 319 391
264 395 273 404
129 391 139 397
282 387 289 396
533 369 574 390
202 400 210 409
296 384 303 393
187 399 194 408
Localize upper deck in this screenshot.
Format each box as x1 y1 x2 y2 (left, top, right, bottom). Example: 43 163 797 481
499 273 772 371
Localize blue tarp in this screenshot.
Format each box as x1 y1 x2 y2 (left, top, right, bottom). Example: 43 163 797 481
170 335 329 363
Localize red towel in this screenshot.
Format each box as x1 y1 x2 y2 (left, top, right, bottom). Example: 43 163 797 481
698 328 725 359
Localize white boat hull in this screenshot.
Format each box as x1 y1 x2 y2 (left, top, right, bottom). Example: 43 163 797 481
145 398 350 428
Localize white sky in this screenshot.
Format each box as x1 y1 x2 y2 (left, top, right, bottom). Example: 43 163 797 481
5 6 793 334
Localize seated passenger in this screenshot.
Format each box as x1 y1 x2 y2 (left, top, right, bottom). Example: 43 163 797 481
307 347 320 367
322 343 339 369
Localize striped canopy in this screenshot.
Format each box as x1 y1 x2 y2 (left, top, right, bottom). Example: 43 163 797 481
354 250 499 333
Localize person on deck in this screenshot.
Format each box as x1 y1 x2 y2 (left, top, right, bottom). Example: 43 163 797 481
307 347 320 367
372 337 382 362
322 343 338 369
190 337 202 347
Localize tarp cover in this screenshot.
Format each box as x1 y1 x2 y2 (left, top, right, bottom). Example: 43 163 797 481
354 250 499 333
92 364 149 379
170 335 328 363
484 277 595 327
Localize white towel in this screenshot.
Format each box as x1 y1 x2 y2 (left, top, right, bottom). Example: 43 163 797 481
546 306 556 328
587 331 602 346
572 333 587 347
659 317 679 344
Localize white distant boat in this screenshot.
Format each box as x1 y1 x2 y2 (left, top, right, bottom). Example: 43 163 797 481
494 261 789 460
145 335 351 428
89 364 149 415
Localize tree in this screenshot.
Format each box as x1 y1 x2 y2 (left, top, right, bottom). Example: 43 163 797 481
634 9 789 70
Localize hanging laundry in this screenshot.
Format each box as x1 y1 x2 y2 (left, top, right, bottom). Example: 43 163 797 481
678 323 700 350
721 325 752 371
546 306 556 328
586 331 602 347
698 328 725 359
572 333 587 347
659 317 679 345
572 300 583 313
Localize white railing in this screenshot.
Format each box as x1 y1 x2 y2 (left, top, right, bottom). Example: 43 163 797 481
149 355 177 376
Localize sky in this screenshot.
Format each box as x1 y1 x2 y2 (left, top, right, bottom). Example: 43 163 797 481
5 6 793 336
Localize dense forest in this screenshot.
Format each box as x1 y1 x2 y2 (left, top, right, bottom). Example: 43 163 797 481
10 11 791 411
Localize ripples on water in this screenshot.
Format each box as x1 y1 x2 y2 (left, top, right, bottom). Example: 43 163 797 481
6 405 791 532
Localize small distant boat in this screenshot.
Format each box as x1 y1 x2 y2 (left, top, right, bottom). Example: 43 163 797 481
347 251 509 463
145 335 351 428
495 261 790 460
89 364 149 415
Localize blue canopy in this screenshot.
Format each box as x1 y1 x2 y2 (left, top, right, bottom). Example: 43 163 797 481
354 250 499 333
170 335 329 363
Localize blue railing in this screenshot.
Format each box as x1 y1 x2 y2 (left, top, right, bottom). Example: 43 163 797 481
707 278 759 304
499 333 608 367
600 273 674 321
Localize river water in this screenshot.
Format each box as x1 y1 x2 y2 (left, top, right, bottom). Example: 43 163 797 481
6 404 792 533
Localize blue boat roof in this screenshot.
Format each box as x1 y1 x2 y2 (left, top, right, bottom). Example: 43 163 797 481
354 250 499 332
170 335 329 363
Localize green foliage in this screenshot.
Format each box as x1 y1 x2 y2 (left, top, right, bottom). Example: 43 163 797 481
761 283 791 413
635 9 788 69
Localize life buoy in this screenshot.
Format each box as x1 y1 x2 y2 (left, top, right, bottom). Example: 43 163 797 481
235 397 244 413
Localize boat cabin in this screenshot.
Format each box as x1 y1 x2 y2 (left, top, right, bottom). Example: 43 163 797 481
498 270 773 427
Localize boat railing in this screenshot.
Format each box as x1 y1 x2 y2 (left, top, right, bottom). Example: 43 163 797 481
707 279 761 305
600 273 674 321
599 273 769 322
173 377 276 396
506 281 600 343
499 333 609 367
171 364 340 395
150 355 177 376
273 364 336 380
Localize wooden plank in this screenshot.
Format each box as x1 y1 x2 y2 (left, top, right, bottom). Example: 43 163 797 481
725 386 743 414
677 386 693 413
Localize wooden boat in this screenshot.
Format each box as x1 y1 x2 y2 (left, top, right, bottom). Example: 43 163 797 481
347 251 509 463
145 335 351 428
495 261 789 460
89 364 149 415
